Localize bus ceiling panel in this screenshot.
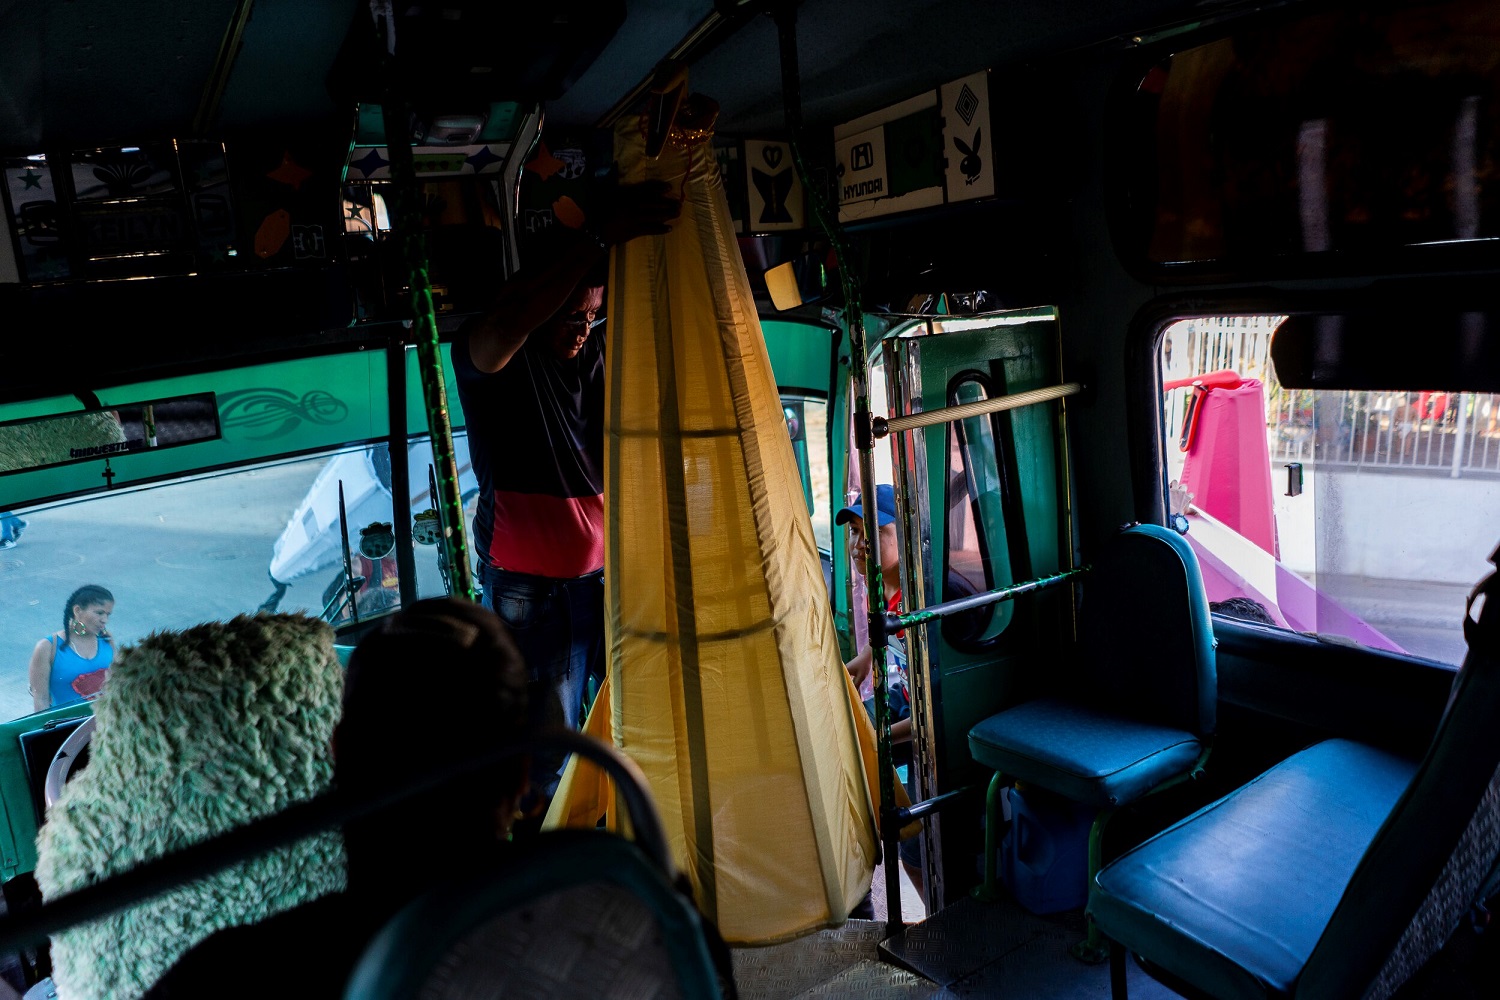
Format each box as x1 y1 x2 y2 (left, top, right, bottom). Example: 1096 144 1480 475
687 0 1214 134
0 0 237 149
215 0 365 134
324 1 627 115
0 1 358 151
576 0 750 131
0 0 625 152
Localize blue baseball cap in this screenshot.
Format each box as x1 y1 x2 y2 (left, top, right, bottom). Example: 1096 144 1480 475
835 484 898 528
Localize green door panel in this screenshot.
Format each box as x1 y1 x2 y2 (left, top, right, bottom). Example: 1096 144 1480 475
405 342 468 433
880 308 1075 907
763 319 838 396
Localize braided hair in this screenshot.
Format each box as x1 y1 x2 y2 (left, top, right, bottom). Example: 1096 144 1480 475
62 585 114 650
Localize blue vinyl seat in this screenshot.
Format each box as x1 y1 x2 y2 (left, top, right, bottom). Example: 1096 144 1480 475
345 831 725 1000
967 523 1217 959
344 730 730 1000
1092 548 1500 999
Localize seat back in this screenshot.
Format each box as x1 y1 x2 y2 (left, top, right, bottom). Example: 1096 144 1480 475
34 614 346 1000
345 829 725 1000
1077 523 1217 737
1300 551 1499 999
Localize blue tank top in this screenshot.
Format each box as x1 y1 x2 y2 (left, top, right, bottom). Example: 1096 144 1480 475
49 634 113 707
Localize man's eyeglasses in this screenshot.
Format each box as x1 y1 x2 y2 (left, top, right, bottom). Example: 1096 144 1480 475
559 312 606 330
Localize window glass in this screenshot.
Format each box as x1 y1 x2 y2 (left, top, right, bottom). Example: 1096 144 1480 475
408 432 479 601
944 377 1011 647
804 399 832 555
1127 0 1500 266
782 395 832 553
845 358 898 663
1160 315 1500 664
0 444 399 723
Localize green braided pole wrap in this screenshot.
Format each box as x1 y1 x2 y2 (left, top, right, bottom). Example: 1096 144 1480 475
382 99 476 603
35 614 347 1000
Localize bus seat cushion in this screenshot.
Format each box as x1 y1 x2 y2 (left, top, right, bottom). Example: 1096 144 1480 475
1090 738 1418 999
967 698 1201 808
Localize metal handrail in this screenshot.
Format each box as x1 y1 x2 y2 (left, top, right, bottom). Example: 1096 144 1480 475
885 566 1090 632
873 382 1083 438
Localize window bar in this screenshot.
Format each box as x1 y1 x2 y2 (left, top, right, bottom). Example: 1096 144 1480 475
1391 394 1403 465
1452 393 1470 479
1473 400 1487 470
872 383 1083 438
886 567 1090 632
1423 402 1435 467
1360 397 1375 468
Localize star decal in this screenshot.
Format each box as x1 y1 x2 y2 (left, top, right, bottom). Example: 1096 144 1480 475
466 145 502 172
351 148 390 178
21 170 43 189
266 151 313 191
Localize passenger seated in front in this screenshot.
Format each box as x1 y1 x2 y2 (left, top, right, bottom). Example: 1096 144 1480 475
144 598 530 999
35 613 346 1000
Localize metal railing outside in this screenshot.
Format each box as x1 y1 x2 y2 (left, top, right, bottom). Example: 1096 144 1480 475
1161 317 1500 479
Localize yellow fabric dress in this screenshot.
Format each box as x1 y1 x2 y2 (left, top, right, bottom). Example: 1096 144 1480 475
544 115 908 944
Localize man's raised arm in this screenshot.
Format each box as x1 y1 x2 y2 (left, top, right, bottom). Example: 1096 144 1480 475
464 181 681 374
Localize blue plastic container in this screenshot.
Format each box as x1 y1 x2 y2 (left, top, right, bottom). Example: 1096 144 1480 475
1001 786 1093 914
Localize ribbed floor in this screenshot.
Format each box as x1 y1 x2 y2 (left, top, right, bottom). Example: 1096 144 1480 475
731 897 1182 999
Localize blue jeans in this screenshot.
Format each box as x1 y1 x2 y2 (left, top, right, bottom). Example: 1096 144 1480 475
479 564 604 804
0 512 25 547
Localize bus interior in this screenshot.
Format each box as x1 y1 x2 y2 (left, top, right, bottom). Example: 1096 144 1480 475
1 0 1499 998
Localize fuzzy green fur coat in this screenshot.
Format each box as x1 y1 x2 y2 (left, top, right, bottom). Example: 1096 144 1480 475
35 614 349 999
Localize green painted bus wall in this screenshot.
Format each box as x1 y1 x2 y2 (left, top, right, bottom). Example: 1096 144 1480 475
0 703 94 882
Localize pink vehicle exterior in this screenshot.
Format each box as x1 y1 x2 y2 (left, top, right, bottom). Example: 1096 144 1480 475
1166 369 1406 653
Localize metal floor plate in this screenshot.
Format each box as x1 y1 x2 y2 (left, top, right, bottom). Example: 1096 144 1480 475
732 919 888 999
947 921 1182 999
731 897 1182 999
795 959 956 999
877 896 1050 986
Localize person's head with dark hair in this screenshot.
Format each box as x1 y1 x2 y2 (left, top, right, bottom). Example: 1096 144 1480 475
544 274 605 361
336 597 529 893
63 584 114 649
1210 596 1278 626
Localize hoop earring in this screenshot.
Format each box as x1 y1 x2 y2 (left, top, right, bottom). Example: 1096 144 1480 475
71 620 88 636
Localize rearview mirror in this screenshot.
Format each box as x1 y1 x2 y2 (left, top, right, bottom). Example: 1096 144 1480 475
0 393 221 476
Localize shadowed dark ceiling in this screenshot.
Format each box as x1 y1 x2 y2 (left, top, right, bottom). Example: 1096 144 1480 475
0 0 1249 152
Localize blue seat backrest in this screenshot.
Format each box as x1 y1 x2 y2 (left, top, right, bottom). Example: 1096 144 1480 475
1077 524 1217 738
1300 564 1500 998
345 829 724 1000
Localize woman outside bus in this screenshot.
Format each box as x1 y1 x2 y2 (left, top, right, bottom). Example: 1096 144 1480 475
28 585 115 713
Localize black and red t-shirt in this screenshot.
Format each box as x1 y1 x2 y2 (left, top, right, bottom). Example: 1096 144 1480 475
453 327 605 578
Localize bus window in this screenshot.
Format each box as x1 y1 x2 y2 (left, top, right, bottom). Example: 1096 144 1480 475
407 431 480 601
0 445 400 722
1127 0 1500 269
944 376 1012 647
1159 315 1500 664
782 394 832 554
